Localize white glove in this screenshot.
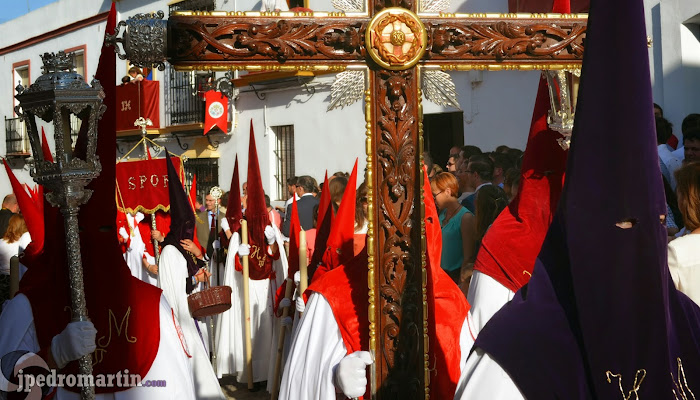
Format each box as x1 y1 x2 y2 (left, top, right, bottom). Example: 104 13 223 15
264 225 276 245
212 239 221 250
281 316 293 327
296 296 306 313
238 244 250 257
334 351 373 399
220 217 230 232
279 297 292 309
134 212 145 223
294 270 301 287
51 321 97 369
118 227 129 240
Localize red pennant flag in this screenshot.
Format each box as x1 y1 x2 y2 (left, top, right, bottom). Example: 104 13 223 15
204 90 228 134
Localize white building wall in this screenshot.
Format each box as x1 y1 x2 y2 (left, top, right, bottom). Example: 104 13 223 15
0 0 699 201
646 0 700 137
221 75 366 202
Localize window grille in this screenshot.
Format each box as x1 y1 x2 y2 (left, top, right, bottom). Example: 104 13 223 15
165 66 204 125
273 125 295 201
184 157 219 205
4 117 30 156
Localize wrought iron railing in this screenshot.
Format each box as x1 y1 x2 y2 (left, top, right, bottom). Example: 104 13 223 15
164 66 205 126
169 0 215 14
4 117 30 156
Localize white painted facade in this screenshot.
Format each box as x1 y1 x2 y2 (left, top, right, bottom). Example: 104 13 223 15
0 0 698 205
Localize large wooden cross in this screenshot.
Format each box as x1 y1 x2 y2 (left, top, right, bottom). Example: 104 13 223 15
114 3 585 397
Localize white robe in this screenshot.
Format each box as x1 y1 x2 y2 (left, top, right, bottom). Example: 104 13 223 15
0 293 196 399
453 348 524 400
123 213 157 286
158 245 226 400
279 293 471 400
668 233 700 306
213 226 288 386
260 0 289 11
453 270 523 400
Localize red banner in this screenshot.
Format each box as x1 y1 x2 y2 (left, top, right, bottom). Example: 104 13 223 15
116 157 183 214
115 80 160 132
204 90 228 134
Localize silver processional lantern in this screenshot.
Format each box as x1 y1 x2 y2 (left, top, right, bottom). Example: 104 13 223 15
545 69 580 150
14 50 103 400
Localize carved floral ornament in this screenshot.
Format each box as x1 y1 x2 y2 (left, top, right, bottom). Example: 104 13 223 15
366 8 428 70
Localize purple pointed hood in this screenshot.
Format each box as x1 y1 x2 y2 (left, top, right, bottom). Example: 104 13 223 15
475 0 700 397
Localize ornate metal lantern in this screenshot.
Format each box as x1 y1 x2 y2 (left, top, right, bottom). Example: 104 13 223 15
14 50 103 400
545 69 580 150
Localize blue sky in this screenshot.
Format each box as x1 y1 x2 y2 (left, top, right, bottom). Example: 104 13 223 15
0 0 59 24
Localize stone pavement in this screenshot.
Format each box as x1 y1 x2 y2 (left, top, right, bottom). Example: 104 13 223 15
220 376 270 400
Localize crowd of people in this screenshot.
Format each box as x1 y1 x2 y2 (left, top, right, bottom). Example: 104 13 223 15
1 0 700 398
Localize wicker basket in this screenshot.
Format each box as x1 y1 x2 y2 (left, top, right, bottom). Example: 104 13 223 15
188 284 232 318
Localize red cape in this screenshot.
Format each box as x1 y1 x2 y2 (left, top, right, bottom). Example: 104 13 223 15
308 167 469 399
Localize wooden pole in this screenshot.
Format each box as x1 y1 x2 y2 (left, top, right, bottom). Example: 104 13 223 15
298 230 308 299
270 277 294 400
240 219 254 390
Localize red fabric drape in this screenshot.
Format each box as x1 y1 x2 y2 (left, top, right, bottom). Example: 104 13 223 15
115 80 160 131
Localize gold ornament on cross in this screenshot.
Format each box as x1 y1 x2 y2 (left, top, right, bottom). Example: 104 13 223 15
366 8 427 71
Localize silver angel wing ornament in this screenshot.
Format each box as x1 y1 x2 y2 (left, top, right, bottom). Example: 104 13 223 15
421 70 461 110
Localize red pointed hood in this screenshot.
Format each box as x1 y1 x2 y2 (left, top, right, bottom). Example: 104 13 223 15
18 4 161 390
321 160 357 271
287 195 302 278
246 120 273 280
225 155 243 234
3 160 43 258
473 75 568 292
422 164 470 399
41 127 53 162
309 172 333 277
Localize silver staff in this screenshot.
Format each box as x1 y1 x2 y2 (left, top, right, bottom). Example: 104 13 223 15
15 51 102 400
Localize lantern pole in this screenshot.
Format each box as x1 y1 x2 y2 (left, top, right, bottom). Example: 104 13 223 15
134 116 160 263
15 51 104 400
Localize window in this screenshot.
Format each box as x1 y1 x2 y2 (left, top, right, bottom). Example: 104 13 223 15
165 66 204 125
273 125 295 201
65 45 87 80
12 61 30 116
184 157 219 205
